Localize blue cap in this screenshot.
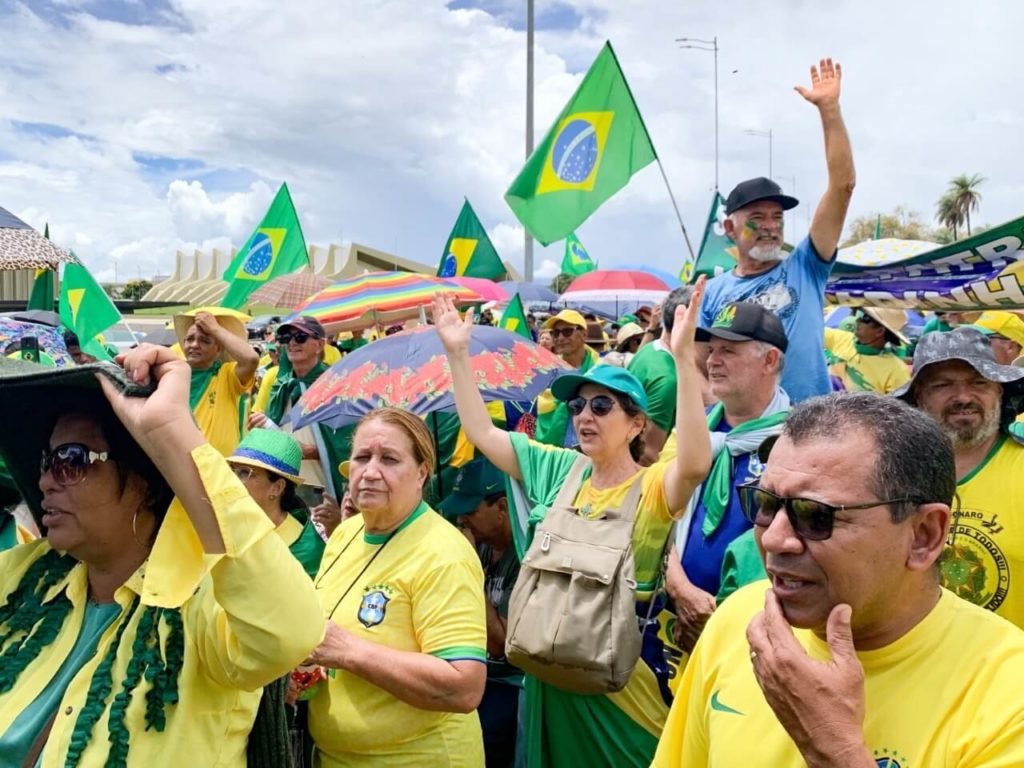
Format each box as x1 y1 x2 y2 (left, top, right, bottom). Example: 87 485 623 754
550 364 649 413
438 458 506 519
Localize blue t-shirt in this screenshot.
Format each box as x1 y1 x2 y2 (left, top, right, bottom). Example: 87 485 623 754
680 420 763 596
699 236 834 402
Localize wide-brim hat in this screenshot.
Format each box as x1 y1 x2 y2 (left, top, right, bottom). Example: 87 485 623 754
0 358 152 527
615 322 645 351
551 364 649 413
229 428 304 485
173 306 251 362
859 307 909 346
894 327 1024 412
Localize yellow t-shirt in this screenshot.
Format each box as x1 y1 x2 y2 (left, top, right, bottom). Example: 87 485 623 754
254 365 278 414
192 361 254 456
824 328 910 394
309 503 486 767
945 435 1024 630
654 581 1024 767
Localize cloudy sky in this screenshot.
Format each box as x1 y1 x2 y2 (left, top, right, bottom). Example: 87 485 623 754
1 0 1021 284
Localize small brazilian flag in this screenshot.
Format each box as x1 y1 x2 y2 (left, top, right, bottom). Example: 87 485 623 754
505 41 657 245
499 293 531 339
436 199 506 280
221 183 309 310
27 223 55 311
59 258 122 361
561 232 596 277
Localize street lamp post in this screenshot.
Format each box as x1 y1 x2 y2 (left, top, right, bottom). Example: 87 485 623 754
677 36 719 191
744 128 772 178
774 174 797 240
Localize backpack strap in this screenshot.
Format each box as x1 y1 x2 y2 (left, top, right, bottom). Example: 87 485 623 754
550 453 593 511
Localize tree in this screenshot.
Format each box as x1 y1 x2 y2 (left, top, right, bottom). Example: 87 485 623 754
121 279 153 301
549 273 574 293
936 193 963 241
101 283 120 299
948 173 985 237
841 206 935 246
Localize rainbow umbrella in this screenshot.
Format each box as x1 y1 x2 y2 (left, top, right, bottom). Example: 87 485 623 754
291 324 570 430
289 271 482 331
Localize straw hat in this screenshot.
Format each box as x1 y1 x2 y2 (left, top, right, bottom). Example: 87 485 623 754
858 307 909 346
228 429 304 485
173 306 251 362
615 322 645 351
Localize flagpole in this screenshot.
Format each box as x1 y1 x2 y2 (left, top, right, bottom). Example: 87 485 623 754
523 0 535 282
657 159 697 262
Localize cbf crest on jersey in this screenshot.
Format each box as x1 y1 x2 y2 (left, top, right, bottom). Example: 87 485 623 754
358 584 395 628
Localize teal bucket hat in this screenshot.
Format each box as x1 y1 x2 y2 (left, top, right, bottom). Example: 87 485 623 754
550 364 650 413
229 429 304 485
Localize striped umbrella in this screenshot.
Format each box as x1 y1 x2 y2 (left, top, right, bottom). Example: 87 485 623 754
289 271 482 331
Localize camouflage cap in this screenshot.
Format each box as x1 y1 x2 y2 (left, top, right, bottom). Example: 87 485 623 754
894 326 1024 402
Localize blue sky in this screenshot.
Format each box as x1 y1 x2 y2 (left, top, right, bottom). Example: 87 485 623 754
1 0 1022 283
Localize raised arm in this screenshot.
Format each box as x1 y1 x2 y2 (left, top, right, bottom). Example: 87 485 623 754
663 277 713 512
194 311 260 385
432 294 521 479
796 58 855 262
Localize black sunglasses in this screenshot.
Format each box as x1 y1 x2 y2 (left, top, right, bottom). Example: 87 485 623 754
736 483 915 541
550 327 580 338
40 443 112 486
566 394 617 417
277 331 319 345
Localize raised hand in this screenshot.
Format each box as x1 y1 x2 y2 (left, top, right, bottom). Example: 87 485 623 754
668 275 705 361
432 293 474 355
794 58 842 108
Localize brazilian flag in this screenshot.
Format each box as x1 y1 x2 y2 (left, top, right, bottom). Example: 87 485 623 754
561 232 596 277
436 199 506 280
499 293 531 339
221 183 309 310
505 41 657 245
59 258 122 361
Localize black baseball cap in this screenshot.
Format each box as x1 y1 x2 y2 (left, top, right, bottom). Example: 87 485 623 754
724 177 799 215
695 301 789 352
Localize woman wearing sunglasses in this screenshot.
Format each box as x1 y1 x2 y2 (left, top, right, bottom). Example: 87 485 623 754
432 281 712 768
0 347 324 767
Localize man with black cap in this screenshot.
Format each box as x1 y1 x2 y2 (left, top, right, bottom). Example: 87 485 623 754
660 301 790 653
700 58 855 403
825 307 911 394
897 326 1024 630
439 458 521 768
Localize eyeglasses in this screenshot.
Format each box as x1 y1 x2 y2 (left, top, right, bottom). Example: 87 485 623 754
736 483 915 541
550 327 580 339
276 331 319 345
231 465 258 482
40 443 111 486
566 394 617 417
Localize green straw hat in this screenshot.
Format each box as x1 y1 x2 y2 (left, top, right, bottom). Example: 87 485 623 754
229 429 304 485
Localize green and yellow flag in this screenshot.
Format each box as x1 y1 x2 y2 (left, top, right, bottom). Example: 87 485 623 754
561 232 596 276
27 223 55 311
437 199 506 280
505 41 657 245
59 258 122 361
681 192 737 283
499 293 531 339
221 183 309 310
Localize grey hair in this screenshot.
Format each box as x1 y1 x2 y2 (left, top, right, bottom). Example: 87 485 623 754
751 341 785 377
662 286 697 333
781 393 955 522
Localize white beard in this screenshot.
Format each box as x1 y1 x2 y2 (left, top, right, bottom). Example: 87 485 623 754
749 243 788 263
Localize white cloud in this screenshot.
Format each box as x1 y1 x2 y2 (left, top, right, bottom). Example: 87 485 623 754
535 258 561 280
0 0 1022 287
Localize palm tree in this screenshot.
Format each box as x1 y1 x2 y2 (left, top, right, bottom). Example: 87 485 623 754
936 193 963 241
948 173 985 237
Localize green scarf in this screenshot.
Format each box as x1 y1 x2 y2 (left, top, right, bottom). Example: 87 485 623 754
188 361 223 412
267 361 328 425
702 404 790 537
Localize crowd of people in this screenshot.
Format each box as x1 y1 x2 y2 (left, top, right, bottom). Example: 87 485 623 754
2 56 1024 767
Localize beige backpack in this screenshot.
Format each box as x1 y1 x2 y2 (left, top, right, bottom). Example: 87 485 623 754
504 455 645 694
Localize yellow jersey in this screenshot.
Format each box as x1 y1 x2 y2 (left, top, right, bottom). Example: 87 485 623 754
824 328 910 394
192 361 254 456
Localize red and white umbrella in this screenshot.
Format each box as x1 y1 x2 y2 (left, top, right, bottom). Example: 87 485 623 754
560 269 670 306
445 276 509 303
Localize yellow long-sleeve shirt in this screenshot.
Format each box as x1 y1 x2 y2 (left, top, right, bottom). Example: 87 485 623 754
0 444 326 767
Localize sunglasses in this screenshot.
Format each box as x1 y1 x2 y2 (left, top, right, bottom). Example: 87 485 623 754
40 443 111 486
276 331 319 345
566 394 617 417
231 465 259 482
550 327 580 339
736 483 915 541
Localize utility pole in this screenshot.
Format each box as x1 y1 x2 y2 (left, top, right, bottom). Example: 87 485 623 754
523 0 535 281
745 128 773 178
677 36 719 190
